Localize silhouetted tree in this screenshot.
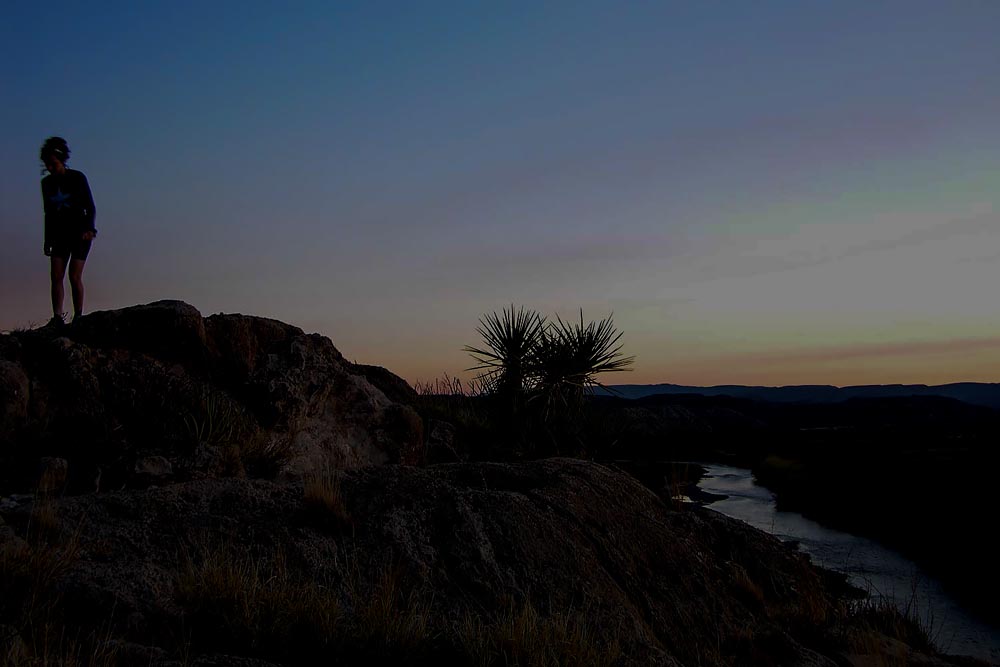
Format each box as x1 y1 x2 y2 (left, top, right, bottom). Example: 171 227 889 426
463 305 545 417
465 306 634 454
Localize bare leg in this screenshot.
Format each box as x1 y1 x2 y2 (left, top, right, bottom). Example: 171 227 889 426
69 258 87 318
50 255 67 318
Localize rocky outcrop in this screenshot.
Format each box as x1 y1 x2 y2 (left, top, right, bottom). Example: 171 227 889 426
0 301 423 492
1 458 971 666
0 303 985 665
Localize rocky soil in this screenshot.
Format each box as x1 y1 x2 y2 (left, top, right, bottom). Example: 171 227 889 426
0 302 987 666
0 300 423 495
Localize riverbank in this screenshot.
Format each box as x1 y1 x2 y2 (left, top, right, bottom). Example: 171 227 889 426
697 464 1000 665
752 449 1000 630
572 391 1000 636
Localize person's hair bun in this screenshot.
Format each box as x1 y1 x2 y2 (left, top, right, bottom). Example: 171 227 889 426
40 136 70 163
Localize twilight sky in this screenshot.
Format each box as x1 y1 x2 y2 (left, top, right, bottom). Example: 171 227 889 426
2 1 999 386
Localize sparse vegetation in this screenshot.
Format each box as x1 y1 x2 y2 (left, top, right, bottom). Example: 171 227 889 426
1 630 119 667
183 387 248 449
173 541 632 665
464 306 633 403
843 595 934 655
456 305 635 456
2 303 987 667
464 306 546 419
530 311 635 417
303 464 352 530
175 545 342 656
347 562 433 655
182 388 301 479
174 544 435 663
0 499 117 667
1 535 78 637
238 430 296 479
456 598 624 667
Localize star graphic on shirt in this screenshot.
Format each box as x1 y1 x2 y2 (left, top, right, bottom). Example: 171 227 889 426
51 188 71 211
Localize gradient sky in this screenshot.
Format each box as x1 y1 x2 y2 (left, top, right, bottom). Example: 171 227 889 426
2 1 999 387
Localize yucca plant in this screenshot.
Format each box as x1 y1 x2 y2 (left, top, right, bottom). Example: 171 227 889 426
465 307 634 452
463 305 545 402
533 311 635 418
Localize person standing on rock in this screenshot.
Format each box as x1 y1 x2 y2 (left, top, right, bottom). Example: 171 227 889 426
40 136 97 326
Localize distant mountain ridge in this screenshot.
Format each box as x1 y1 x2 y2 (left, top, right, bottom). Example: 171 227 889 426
600 382 1000 409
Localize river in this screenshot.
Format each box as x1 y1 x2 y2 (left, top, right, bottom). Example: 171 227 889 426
695 463 1000 665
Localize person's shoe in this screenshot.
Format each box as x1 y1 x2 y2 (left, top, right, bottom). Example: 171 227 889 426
46 314 66 328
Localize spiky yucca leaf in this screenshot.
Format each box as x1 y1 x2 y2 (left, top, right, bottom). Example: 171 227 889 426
540 310 634 388
463 305 545 396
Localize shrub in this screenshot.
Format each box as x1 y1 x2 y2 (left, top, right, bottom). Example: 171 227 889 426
239 431 295 479
303 466 352 531
463 306 634 455
346 562 432 655
843 596 934 655
0 507 114 666
464 306 546 410
1 537 78 632
174 545 433 663
465 307 633 404
455 598 623 667
175 545 341 655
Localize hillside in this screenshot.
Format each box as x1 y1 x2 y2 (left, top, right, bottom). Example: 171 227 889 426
0 301 985 665
601 382 1000 409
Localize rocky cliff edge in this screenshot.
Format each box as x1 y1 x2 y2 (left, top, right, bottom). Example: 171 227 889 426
0 302 982 666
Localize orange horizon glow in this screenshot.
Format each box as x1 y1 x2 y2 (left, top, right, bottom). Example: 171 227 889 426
368 335 1000 390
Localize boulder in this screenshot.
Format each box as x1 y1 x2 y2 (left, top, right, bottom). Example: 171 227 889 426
0 301 426 491
425 419 463 463
71 300 209 367
0 360 29 438
204 313 309 382
134 455 173 481
0 459 965 666
348 362 419 406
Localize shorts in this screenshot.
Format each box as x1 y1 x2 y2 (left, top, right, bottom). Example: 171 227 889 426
50 235 93 261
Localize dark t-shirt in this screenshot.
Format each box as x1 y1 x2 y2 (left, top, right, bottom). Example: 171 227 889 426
41 169 97 250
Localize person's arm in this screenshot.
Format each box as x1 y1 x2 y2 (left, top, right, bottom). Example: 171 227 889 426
41 179 52 255
79 172 97 236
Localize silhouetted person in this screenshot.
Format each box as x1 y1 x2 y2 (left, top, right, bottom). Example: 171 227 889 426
40 137 97 325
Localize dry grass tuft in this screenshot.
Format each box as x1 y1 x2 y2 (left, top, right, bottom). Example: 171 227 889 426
26 501 61 546
238 431 295 479
456 598 623 667
727 562 766 609
0 506 113 666
797 586 832 628
175 545 341 654
174 544 435 662
413 375 492 437
1 624 120 667
183 389 241 448
413 374 486 398
342 559 433 655
35 461 67 498
303 466 352 530
1 537 78 628
844 596 933 655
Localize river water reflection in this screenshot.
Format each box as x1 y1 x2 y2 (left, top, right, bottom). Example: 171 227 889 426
696 463 1000 665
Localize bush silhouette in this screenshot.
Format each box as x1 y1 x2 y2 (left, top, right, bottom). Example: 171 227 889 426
464 306 634 454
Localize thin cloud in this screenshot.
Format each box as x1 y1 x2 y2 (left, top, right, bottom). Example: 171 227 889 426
747 336 1000 366
673 207 997 288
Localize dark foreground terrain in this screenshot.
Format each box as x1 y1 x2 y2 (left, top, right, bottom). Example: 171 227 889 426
579 391 1000 630
0 301 989 665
